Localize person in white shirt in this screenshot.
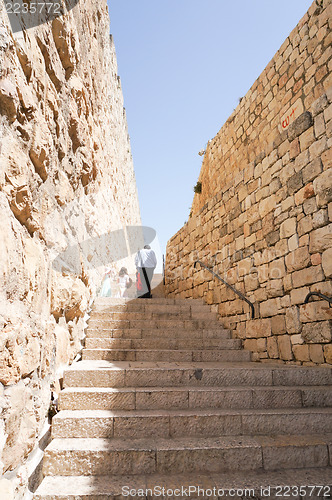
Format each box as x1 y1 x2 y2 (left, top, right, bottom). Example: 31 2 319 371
118 267 131 297
135 245 157 298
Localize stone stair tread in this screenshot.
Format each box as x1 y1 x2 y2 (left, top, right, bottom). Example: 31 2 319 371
46 433 332 452
60 384 332 393
83 348 243 353
54 407 332 419
85 337 239 344
34 468 332 498
64 359 330 370
94 298 204 305
63 359 332 381
86 328 232 339
82 348 251 361
85 339 241 350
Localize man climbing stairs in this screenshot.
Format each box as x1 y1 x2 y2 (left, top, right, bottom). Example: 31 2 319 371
34 297 332 499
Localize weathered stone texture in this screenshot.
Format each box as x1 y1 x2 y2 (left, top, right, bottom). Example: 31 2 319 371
166 0 332 366
0 0 142 492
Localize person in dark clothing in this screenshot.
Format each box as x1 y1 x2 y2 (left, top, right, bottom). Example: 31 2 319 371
135 245 157 298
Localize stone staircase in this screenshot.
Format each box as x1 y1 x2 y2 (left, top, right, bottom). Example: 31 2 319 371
34 297 332 499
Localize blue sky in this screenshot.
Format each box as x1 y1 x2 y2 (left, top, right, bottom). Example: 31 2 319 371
107 0 313 257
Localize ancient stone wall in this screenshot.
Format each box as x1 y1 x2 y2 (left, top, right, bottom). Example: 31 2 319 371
0 0 142 494
166 0 332 365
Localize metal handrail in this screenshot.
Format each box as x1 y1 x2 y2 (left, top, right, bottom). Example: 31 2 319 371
304 292 332 307
194 260 255 318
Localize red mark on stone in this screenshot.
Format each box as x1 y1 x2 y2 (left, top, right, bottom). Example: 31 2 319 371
282 116 290 129
282 106 297 129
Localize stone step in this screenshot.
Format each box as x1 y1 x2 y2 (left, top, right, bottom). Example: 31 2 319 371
87 319 224 330
33 468 332 500
89 310 218 321
85 337 241 350
42 434 332 476
82 348 251 363
90 303 212 315
85 328 232 339
63 360 332 389
52 408 332 439
94 298 204 306
59 385 332 411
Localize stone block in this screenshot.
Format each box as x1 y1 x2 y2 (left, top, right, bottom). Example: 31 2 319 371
287 172 303 195
302 158 322 184
300 301 332 323
283 274 293 292
259 195 276 218
321 147 331 170
309 344 325 364
280 218 297 238
243 339 258 352
290 334 304 345
267 336 279 358
322 247 332 277
285 247 311 272
271 315 286 334
260 299 279 318
269 258 286 279
314 112 326 138
298 215 313 236
246 319 272 338
292 265 324 288
312 208 328 229
277 335 293 360
288 111 313 141
299 126 315 152
289 138 300 159
286 306 302 334
266 279 284 298
257 337 267 352
324 344 332 364
293 344 310 362
309 223 332 252
311 93 328 117
294 149 310 173
244 274 259 292
311 253 322 265
309 136 328 159
303 197 318 215
302 320 332 343
294 183 315 205
288 234 299 251
313 169 332 207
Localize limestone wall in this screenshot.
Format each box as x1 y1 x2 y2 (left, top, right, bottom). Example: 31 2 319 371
166 0 332 365
0 0 142 493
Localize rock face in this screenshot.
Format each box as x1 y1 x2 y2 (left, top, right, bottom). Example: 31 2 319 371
0 0 142 492
165 0 332 365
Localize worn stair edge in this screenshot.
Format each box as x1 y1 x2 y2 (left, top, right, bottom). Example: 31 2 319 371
90 308 213 318
34 468 332 500
85 328 232 339
58 385 332 411
82 348 251 363
51 408 332 439
84 338 241 349
62 361 332 388
42 434 332 476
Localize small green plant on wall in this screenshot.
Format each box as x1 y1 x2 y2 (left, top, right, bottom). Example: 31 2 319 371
194 181 202 194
